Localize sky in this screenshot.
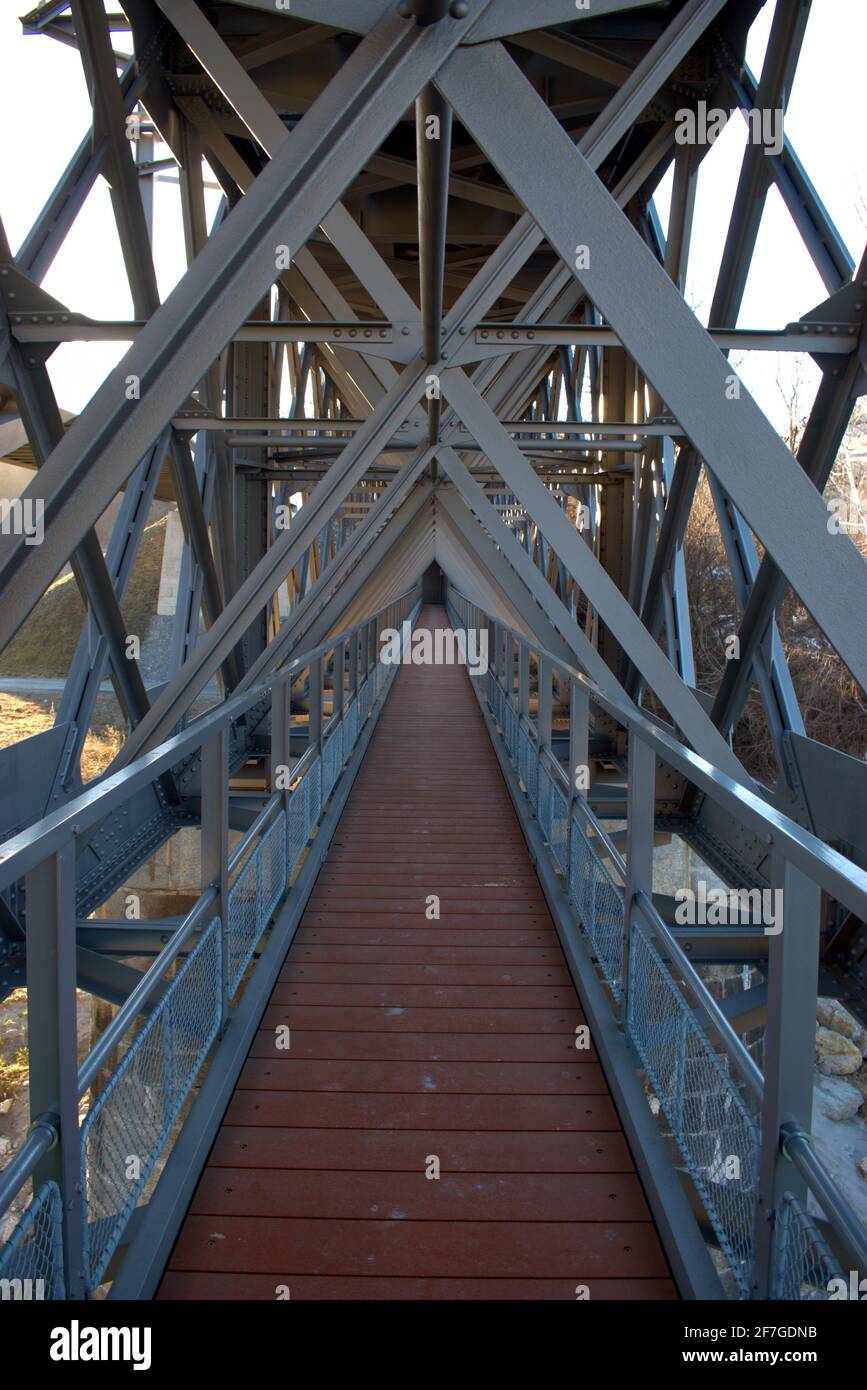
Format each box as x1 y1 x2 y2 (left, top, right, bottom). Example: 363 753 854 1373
0 0 864 434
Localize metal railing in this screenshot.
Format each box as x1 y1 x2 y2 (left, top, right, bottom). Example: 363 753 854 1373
447 584 867 1301
0 588 420 1297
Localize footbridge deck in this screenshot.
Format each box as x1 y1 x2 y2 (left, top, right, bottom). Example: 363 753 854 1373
159 609 674 1299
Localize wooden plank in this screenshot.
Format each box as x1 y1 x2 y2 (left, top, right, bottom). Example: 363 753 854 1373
223 1091 622 1130
160 608 674 1301
187 1169 653 1221
167 1216 669 1278
259 1005 582 1032
235 1058 609 1095
277 962 573 985
205 1126 633 1171
159 1273 677 1300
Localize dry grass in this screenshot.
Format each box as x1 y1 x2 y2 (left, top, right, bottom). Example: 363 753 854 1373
683 405 867 786
0 515 167 679
0 694 123 782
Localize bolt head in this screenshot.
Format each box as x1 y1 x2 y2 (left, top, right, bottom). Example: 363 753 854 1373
451 0 469 15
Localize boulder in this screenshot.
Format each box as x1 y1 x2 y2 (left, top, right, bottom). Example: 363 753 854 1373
817 997 867 1055
816 1026 863 1076
814 1074 863 1122
847 1066 867 1113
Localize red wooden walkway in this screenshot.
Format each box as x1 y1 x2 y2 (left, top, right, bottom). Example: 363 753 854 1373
160 607 675 1300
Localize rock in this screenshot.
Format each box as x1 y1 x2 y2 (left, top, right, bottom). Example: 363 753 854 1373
816 1026 863 1076
817 998 867 1055
0 1097 12 1115
0 1136 11 1156
814 1074 863 1121
847 1067 867 1112
859 1158 867 1183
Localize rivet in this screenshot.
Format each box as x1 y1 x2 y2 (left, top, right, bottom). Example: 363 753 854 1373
450 0 469 16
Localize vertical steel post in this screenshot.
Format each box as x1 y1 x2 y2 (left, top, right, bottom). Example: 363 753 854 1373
518 641 530 723
334 639 347 721
308 655 324 751
537 656 553 750
26 843 85 1296
753 853 820 1298
271 676 292 818
201 726 229 1027
623 734 656 1024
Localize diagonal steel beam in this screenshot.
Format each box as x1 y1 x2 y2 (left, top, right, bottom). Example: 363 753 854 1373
436 487 575 665
237 453 435 692
70 0 160 317
0 1 489 650
439 369 751 784
437 40 867 694
157 0 418 323
437 447 627 699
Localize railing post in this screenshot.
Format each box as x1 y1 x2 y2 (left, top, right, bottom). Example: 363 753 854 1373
271 676 292 819
752 853 820 1299
348 631 359 699
201 725 229 1028
308 654 323 752
334 638 346 721
537 655 553 750
622 733 655 1023
518 640 530 722
569 678 590 805
25 843 85 1297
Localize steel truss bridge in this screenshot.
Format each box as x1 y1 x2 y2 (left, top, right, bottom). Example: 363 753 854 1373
0 0 866 1302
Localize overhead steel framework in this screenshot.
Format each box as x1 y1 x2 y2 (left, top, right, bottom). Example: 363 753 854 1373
0 0 866 1304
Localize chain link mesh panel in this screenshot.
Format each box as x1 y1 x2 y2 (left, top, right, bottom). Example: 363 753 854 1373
627 918 760 1297
772 1193 846 1300
537 758 569 876
287 757 320 877
321 722 343 803
80 917 222 1291
0 1181 65 1300
344 696 358 754
224 808 287 998
517 723 538 811
568 806 625 998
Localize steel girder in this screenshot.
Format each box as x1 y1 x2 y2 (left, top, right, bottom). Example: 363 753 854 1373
1 0 864 925
435 41 867 695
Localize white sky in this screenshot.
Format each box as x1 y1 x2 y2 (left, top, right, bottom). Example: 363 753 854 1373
0 0 864 433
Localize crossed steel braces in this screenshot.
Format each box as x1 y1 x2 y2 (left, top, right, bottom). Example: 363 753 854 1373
1 0 867 1304
0 0 865 986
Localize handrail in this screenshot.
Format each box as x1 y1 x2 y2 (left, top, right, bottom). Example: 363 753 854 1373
0 1122 56 1222
449 586 867 926
0 589 416 892
635 891 764 1105
448 583 867 1301
77 885 219 1098
0 587 422 1297
782 1124 867 1275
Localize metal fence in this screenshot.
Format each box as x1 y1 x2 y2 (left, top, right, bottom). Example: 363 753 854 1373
448 586 867 1302
80 916 222 1291
227 811 288 997
0 591 421 1297
627 917 760 1297
0 1181 65 1300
